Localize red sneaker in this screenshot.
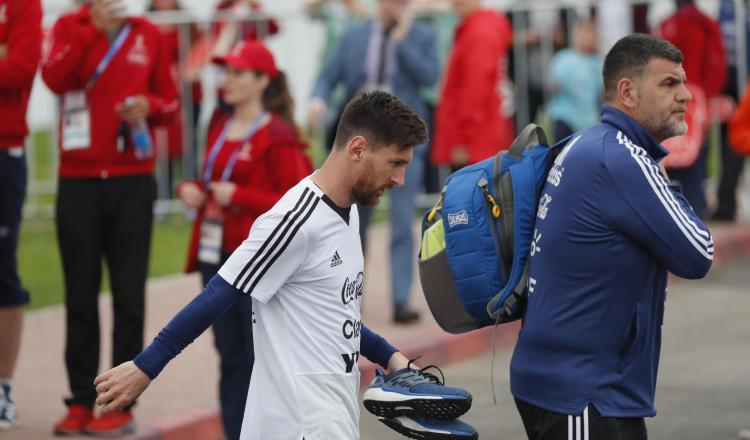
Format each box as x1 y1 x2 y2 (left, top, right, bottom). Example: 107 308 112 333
85 410 136 437
53 405 94 435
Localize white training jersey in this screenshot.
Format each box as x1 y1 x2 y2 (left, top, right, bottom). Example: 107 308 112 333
218 175 364 440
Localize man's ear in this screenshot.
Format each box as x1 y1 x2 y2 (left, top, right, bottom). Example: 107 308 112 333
618 78 638 110
346 135 367 161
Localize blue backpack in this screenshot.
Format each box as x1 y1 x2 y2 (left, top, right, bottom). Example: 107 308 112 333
418 124 567 334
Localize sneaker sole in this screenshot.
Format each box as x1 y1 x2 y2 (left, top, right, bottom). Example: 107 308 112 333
363 391 472 420
53 427 86 436
378 417 478 440
0 420 17 431
85 421 136 438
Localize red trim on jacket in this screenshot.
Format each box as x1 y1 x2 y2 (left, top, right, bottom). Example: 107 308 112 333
41 5 179 178
0 0 42 148
183 111 312 272
432 9 515 165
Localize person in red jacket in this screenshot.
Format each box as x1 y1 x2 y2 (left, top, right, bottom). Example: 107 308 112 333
176 39 311 440
729 78 750 156
0 0 42 430
41 0 178 436
657 0 727 217
432 0 514 168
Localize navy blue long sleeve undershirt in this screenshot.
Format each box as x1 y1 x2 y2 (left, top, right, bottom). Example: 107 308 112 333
134 275 397 379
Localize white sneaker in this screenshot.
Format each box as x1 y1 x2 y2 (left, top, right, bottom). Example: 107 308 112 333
0 382 17 430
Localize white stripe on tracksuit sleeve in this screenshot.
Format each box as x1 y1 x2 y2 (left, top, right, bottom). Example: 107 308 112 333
602 133 713 279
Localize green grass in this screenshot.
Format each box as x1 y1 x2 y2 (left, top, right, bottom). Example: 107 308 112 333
19 216 192 310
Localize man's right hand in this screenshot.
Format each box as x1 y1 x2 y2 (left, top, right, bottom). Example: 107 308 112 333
94 361 151 414
307 98 327 128
0 44 7 60
178 182 207 209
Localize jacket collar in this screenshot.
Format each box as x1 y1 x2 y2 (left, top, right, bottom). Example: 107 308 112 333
600 105 670 161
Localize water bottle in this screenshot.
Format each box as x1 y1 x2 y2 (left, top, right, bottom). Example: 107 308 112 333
125 96 154 160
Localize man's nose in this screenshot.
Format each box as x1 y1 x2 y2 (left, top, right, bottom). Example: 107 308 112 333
391 170 406 187
677 82 692 103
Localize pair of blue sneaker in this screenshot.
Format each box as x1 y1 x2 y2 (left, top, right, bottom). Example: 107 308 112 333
363 362 477 439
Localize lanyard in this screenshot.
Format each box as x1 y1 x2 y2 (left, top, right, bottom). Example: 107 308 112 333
203 112 267 188
87 24 132 88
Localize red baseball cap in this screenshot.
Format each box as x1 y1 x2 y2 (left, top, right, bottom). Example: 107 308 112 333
212 40 279 78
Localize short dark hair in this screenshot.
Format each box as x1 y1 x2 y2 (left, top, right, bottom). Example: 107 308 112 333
602 33 684 102
333 91 428 150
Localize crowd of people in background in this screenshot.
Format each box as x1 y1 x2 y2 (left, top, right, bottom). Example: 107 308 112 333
1 0 749 438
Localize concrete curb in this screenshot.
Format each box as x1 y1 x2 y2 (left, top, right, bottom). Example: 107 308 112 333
121 223 750 440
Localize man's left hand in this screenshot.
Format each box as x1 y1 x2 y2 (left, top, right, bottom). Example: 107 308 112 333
0 44 8 60
209 182 237 207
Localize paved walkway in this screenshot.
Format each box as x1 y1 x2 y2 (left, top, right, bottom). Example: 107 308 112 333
360 256 750 439
5 220 750 440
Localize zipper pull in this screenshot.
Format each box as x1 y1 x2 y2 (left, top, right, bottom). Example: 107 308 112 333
477 177 501 218
427 187 446 223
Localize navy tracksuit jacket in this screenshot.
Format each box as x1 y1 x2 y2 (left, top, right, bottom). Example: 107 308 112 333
510 106 713 417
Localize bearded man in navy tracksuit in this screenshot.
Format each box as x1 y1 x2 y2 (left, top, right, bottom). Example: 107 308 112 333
510 34 713 440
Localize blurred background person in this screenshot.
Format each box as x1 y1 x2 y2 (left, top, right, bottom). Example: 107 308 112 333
729 72 750 157
729 64 750 439
177 39 311 440
307 0 439 324
148 0 204 195
547 19 602 141
41 0 178 435
507 6 568 129
657 0 727 219
214 0 279 42
304 0 370 65
0 0 42 430
432 0 514 170
712 0 747 222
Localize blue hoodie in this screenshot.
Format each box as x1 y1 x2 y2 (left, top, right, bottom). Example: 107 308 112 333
510 106 713 417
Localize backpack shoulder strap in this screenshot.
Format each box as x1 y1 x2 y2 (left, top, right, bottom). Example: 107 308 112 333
508 124 548 158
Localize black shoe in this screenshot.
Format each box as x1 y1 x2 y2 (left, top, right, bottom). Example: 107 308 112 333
394 307 420 324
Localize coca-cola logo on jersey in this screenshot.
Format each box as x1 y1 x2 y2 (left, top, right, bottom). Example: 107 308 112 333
341 272 364 305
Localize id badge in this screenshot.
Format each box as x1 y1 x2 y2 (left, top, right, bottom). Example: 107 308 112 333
198 199 224 264
62 91 92 151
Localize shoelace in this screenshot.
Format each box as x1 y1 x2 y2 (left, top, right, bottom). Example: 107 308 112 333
402 356 446 386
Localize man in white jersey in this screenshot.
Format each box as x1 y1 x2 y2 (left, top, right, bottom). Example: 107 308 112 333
92 91 475 440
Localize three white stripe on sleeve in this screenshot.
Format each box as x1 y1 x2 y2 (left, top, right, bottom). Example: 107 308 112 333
617 132 714 261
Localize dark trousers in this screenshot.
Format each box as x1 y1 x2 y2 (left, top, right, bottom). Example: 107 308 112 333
715 66 746 219
515 398 647 440
198 255 254 440
56 175 155 407
668 145 708 219
715 122 746 220
0 149 29 307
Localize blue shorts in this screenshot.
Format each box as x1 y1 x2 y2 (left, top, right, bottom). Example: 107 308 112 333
0 148 29 308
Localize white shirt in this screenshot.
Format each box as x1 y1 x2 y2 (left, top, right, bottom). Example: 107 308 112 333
218 176 364 440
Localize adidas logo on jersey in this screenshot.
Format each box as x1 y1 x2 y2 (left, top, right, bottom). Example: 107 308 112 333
330 251 343 267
